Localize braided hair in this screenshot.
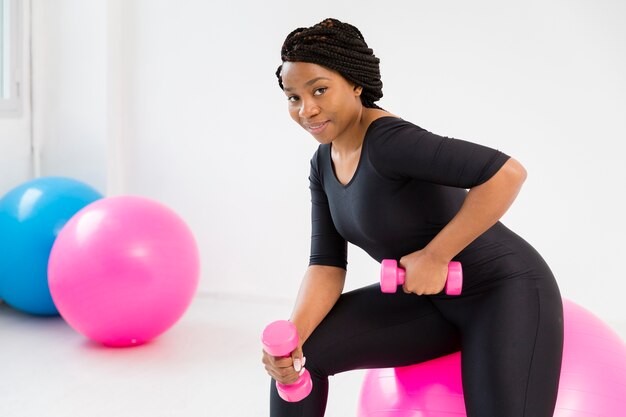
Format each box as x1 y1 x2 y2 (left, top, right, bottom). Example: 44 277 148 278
276 18 385 110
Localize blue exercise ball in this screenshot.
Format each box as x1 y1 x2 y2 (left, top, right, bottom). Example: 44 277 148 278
0 176 103 315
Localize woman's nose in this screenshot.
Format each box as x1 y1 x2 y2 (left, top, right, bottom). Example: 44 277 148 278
299 99 320 118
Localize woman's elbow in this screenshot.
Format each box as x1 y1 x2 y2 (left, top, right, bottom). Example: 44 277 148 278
471 157 526 190
504 157 527 183
479 158 526 190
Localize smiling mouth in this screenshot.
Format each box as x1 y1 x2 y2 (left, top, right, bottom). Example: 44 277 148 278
306 121 329 132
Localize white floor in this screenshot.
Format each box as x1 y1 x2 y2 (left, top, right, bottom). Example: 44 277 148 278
1 294 626 417
0 294 367 417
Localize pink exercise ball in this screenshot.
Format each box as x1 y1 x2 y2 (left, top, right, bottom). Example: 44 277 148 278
48 195 200 347
358 299 626 416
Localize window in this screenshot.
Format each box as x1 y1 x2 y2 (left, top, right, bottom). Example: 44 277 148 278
0 0 22 116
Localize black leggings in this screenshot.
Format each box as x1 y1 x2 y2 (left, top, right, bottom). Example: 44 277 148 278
269 273 564 417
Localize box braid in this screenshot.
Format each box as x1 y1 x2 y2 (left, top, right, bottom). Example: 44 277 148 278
276 18 385 110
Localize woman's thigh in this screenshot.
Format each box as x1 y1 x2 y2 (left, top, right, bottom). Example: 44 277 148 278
303 283 462 377
432 276 564 417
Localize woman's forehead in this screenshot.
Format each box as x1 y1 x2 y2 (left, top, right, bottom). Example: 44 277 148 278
281 62 342 88
282 62 333 76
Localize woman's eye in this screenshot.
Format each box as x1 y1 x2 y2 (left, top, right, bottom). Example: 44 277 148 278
287 88 325 103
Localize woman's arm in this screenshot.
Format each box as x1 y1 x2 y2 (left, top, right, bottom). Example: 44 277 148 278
289 265 346 345
424 157 527 263
399 157 527 295
262 265 345 385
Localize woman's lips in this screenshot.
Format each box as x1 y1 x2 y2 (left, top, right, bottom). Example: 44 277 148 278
306 120 329 134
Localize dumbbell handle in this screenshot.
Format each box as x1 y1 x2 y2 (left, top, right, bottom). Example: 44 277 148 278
261 320 313 402
380 259 463 295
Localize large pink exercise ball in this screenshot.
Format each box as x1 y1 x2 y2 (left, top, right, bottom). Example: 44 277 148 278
48 195 200 347
358 299 626 416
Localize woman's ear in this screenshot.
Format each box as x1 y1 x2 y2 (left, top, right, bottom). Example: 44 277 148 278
353 85 363 95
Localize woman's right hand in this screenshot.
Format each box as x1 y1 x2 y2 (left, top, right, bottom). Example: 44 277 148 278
261 264 343 385
262 345 306 385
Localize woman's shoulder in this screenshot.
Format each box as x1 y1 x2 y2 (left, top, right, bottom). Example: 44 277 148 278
309 143 330 179
363 113 434 178
365 112 428 148
366 110 402 127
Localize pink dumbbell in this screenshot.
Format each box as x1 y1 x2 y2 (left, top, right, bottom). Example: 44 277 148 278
380 259 463 295
262 320 313 402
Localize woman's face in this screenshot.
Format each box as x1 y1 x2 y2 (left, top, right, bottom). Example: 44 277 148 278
280 61 363 144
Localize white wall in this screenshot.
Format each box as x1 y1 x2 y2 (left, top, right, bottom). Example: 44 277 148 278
30 0 107 194
28 0 626 321
0 0 31 195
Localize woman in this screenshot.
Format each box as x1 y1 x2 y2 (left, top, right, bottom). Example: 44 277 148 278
262 17 563 417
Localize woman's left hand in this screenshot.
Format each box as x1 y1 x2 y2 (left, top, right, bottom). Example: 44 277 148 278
398 250 451 295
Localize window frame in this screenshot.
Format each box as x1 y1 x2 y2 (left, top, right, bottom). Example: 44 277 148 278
0 0 22 117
